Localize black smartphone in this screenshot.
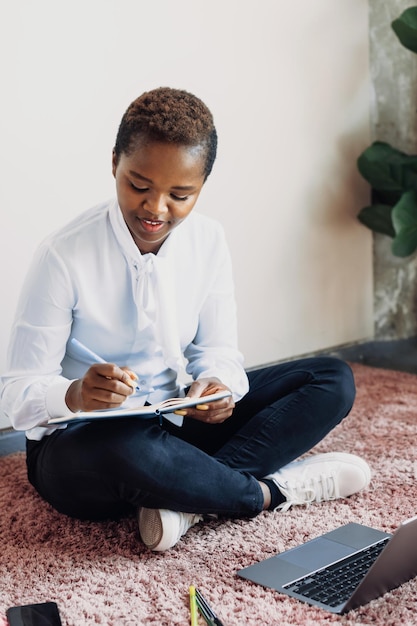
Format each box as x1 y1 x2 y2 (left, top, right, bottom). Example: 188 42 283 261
6 602 62 626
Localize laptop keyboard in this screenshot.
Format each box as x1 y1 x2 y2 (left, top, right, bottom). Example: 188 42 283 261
283 538 390 607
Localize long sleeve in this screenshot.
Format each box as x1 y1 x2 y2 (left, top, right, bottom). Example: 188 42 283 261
1 243 77 432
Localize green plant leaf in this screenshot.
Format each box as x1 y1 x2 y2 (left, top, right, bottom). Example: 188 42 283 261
391 190 417 256
372 188 402 206
357 204 395 237
357 141 417 192
392 7 417 53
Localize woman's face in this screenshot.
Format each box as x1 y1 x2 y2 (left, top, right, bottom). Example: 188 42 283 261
112 139 206 254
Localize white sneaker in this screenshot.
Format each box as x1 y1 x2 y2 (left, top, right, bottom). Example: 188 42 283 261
265 452 371 512
138 507 202 551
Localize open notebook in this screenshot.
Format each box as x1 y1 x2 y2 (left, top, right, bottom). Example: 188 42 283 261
43 390 232 426
238 515 417 614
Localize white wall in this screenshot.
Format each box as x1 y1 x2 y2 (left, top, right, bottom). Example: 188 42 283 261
0 0 373 428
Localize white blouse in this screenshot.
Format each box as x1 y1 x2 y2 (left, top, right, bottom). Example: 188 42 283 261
0 199 249 439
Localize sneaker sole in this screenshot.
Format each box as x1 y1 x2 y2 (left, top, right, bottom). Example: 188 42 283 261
138 508 163 550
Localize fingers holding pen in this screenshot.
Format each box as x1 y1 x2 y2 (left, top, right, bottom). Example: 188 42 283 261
66 363 138 412
90 363 138 400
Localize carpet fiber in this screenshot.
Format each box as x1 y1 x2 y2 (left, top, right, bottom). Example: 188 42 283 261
1 363 417 626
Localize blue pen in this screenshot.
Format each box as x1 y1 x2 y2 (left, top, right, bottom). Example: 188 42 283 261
70 338 140 392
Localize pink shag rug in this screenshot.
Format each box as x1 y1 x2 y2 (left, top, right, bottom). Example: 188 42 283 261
1 363 417 626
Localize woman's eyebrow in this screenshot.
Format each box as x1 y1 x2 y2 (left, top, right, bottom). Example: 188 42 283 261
128 170 196 191
129 170 152 184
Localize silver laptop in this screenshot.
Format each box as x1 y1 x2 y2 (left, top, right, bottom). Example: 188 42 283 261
237 516 417 614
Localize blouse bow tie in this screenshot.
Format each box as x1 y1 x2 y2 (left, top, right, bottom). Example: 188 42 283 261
133 253 184 373
110 201 184 374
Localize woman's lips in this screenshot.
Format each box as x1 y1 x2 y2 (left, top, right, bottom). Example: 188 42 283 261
139 218 166 233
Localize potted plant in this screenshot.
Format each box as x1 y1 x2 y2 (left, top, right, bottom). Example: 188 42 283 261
357 6 417 258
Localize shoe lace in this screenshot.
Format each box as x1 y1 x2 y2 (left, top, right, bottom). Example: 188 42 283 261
275 472 340 512
178 513 203 537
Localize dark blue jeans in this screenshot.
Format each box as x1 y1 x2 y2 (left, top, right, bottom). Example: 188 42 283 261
26 357 355 521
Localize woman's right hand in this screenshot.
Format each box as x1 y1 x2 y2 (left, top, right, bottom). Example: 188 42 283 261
65 363 137 412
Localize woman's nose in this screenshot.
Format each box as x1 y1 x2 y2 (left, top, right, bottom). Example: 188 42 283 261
143 194 168 216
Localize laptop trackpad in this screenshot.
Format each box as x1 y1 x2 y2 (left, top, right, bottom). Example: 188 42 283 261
280 537 354 571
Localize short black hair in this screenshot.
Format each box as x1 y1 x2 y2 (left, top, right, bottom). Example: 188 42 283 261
114 87 217 180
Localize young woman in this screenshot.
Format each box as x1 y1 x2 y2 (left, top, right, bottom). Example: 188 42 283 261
0 87 370 551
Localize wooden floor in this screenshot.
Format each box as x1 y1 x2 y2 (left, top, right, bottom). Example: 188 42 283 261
1 336 416 457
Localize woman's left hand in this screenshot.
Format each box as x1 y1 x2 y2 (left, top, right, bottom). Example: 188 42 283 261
180 377 235 423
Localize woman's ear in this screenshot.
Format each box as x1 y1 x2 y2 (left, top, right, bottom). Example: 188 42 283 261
112 149 118 177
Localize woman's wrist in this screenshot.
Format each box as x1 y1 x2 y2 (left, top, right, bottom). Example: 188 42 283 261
65 380 82 412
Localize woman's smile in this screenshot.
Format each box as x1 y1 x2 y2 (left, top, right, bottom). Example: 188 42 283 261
139 217 168 233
